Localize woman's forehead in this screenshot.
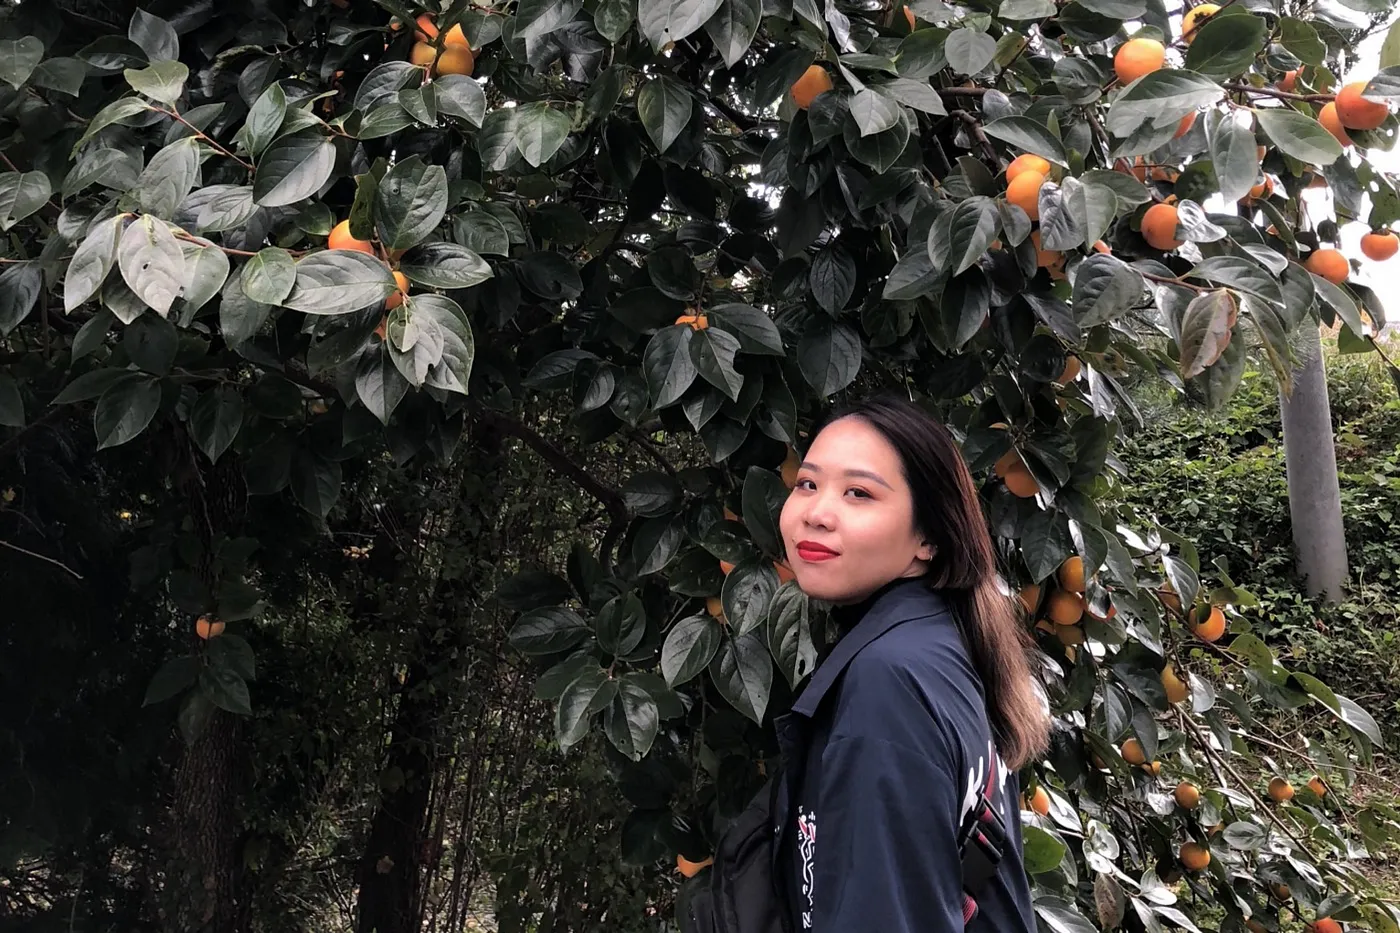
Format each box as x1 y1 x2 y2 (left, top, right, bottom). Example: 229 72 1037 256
805 418 904 478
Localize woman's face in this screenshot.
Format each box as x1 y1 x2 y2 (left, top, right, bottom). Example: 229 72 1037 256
778 416 931 604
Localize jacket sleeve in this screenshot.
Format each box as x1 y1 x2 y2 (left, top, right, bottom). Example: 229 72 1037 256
810 733 968 932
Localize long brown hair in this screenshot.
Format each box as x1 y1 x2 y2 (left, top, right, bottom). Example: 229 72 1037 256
821 395 1049 768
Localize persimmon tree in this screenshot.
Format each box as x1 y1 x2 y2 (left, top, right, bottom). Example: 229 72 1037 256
3 0 1400 930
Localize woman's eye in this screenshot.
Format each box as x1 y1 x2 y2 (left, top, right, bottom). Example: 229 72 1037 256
846 487 871 499
795 478 816 490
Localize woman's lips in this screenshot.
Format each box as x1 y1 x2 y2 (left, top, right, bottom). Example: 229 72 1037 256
795 542 838 562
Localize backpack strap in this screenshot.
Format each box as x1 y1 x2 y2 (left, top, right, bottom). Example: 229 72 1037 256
957 740 1008 926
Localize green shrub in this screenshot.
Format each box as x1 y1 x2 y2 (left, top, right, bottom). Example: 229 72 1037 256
1119 349 1400 745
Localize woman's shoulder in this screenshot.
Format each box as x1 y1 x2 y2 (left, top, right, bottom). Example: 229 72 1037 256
829 597 987 748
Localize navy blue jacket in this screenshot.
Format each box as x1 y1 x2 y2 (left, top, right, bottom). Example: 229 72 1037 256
773 579 1036 933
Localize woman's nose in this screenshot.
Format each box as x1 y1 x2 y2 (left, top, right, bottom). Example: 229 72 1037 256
802 492 836 530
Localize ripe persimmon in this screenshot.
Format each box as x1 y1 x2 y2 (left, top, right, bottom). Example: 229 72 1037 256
1319 102 1353 147
1361 231 1399 261
1007 170 1046 220
1058 556 1085 593
790 66 833 109
1174 782 1201 809
1004 462 1038 497
1268 776 1295 803
329 219 374 254
1180 3 1219 44
1141 202 1183 251
385 270 409 310
1058 355 1082 385
675 313 709 330
1175 110 1197 139
1335 81 1388 130
1026 786 1051 815
1114 37 1165 85
1279 69 1299 92
1161 664 1189 703
677 854 713 878
1189 606 1227 642
1006 153 1052 184
1047 590 1085 626
1120 737 1147 765
1179 841 1211 871
196 615 225 639
1305 248 1349 285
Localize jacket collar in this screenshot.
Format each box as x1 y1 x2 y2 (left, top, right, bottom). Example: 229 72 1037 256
789 578 948 719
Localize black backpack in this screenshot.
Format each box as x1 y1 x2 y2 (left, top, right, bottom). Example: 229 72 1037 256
680 740 1007 933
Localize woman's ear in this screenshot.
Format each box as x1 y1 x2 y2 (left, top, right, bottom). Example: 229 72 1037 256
917 541 934 562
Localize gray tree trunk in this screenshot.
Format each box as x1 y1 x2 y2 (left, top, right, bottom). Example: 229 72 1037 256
1278 324 1348 603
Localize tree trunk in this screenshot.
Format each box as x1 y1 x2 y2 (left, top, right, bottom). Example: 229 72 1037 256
1279 324 1348 602
355 660 442 933
165 711 250 933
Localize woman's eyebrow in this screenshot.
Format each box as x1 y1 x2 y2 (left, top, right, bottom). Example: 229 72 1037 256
800 462 894 490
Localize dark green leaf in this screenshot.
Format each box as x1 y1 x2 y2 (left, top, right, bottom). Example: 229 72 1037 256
434 74 486 126
117 215 184 315
240 247 297 306
798 318 861 396
945 196 1000 276
143 654 200 705
638 0 724 50
0 374 22 427
94 374 161 450
946 27 996 75
245 82 287 158
1207 110 1260 203
1073 255 1144 326
708 631 772 723
1189 256 1283 307
510 606 591 655
516 0 584 40
515 102 572 168
374 156 449 250
637 76 692 154
123 60 188 103
400 242 493 289
1183 13 1267 78
253 133 336 208
704 0 762 68
129 9 177 60
284 251 397 314
1257 108 1342 166
603 682 659 760
643 324 698 408
1105 70 1223 137
188 386 244 464
0 171 51 231
983 116 1068 165
0 37 44 89
0 263 42 335
690 328 745 400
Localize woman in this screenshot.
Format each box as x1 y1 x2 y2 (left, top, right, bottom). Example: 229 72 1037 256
774 395 1049 932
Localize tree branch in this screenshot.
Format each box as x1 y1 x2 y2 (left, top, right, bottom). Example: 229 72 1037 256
0 537 84 580
1176 709 1317 856
472 407 629 574
1223 82 1333 104
951 110 1000 165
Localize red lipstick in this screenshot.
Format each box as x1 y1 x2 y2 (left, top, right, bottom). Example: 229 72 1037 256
795 540 839 562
